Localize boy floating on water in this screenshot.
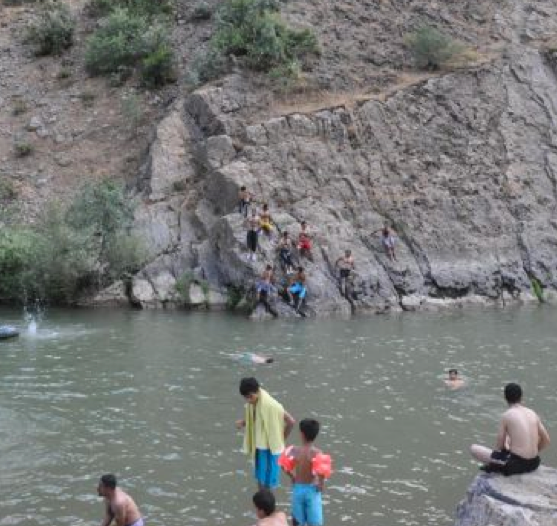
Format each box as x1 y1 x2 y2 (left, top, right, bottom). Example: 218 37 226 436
236 377 295 489
279 418 331 526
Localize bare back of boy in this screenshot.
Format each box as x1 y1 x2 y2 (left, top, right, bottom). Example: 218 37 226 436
292 444 322 486
256 511 288 526
107 489 142 526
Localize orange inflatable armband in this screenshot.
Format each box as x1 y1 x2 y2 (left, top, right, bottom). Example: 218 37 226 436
312 453 332 479
278 445 296 473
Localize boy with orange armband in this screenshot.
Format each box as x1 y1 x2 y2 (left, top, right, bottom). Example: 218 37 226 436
278 419 332 526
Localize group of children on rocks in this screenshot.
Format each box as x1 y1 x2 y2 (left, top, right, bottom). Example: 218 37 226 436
239 186 398 313
236 377 332 526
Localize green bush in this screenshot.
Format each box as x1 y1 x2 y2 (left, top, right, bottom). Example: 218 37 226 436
26 1 75 56
185 47 228 88
190 0 318 84
530 276 544 303
0 179 144 303
87 0 173 17
140 26 175 87
14 140 33 157
85 8 148 75
405 26 463 71
85 8 175 87
191 1 213 21
0 179 17 201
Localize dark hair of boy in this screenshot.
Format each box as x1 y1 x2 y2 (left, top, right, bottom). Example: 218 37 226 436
300 418 320 442
253 489 276 516
504 383 522 404
239 377 260 396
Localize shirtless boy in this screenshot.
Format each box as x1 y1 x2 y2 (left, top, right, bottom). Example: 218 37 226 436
470 383 550 476
97 474 143 526
251 489 288 526
282 419 326 526
445 369 465 390
335 250 355 298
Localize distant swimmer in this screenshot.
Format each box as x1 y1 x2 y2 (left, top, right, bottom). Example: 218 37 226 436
251 489 288 526
444 369 465 389
470 383 551 476
237 353 274 365
97 474 143 526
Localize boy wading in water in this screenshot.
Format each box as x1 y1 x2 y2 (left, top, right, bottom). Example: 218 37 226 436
97 474 143 526
280 419 330 526
251 489 288 526
236 377 295 489
470 383 550 476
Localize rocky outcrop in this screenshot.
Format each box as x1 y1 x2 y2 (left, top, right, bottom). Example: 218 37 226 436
117 43 557 315
455 467 557 526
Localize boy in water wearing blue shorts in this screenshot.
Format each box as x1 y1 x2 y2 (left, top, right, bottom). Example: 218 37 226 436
280 419 329 526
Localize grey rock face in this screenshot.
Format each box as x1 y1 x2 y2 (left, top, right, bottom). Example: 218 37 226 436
455 467 557 526
124 46 557 315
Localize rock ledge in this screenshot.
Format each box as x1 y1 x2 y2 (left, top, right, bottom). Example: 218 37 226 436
455 466 557 526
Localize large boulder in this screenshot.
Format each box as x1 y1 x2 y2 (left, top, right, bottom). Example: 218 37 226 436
455 467 557 526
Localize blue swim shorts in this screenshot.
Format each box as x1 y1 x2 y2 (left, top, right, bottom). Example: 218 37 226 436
289 282 307 299
292 483 323 526
254 448 280 488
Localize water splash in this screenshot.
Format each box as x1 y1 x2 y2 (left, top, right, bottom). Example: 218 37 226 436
27 319 37 335
23 301 44 336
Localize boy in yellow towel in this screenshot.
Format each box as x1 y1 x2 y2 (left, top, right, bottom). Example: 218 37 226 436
236 377 295 489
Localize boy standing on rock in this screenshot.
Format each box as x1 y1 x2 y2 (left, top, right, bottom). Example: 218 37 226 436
470 383 550 476
247 208 260 262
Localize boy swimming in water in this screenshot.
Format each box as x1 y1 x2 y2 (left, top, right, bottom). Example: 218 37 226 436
237 353 274 365
444 369 465 389
280 419 328 526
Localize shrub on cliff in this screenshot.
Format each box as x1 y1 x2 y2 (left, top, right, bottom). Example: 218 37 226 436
187 0 318 86
87 0 173 17
26 1 75 56
214 0 319 71
405 26 463 70
85 8 175 86
0 179 144 304
85 8 148 75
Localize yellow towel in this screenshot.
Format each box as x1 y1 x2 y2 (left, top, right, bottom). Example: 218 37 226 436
243 388 285 457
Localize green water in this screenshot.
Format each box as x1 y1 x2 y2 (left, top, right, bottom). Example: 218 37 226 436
0 306 556 525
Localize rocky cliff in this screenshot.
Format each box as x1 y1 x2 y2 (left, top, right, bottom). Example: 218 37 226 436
5 0 557 316
97 40 557 316
455 467 557 526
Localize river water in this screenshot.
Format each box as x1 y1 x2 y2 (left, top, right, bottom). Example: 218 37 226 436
0 306 556 526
